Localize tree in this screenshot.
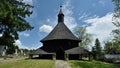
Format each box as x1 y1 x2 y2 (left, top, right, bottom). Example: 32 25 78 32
6 44 16 54
106 0 120 55
75 27 92 49
112 0 120 44
112 0 120 27
6 44 20 54
104 41 120 54
95 38 102 55
0 0 33 46
23 49 29 54
91 46 97 59
92 38 102 60
104 41 112 54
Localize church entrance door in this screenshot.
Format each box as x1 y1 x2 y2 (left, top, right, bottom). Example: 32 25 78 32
56 48 65 60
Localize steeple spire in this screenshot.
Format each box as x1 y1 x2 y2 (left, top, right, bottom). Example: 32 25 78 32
58 6 64 23
59 5 63 14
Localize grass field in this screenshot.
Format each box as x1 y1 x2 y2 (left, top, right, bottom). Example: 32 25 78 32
0 59 55 68
0 58 120 68
69 60 120 68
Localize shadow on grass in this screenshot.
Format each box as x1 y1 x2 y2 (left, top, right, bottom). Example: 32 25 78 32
69 60 120 68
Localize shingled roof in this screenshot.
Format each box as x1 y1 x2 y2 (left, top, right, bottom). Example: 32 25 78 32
65 47 90 54
29 48 53 55
41 6 80 42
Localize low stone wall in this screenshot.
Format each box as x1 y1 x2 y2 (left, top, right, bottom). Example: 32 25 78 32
104 54 120 63
105 54 120 59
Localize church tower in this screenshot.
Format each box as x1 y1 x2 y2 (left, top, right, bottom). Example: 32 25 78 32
58 6 64 23
40 6 80 59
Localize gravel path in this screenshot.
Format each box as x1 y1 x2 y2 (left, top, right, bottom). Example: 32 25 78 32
54 60 71 68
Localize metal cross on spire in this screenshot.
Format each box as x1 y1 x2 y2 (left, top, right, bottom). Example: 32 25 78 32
59 5 63 14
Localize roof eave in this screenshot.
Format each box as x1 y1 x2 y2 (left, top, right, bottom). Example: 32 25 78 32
40 39 82 43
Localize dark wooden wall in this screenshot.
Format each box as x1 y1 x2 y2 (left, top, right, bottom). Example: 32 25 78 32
41 40 79 52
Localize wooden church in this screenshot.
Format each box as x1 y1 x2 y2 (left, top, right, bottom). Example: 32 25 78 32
29 6 90 60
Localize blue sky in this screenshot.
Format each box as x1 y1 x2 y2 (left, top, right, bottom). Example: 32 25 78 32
14 0 116 49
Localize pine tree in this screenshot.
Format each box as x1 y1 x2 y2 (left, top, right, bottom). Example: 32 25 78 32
94 38 102 60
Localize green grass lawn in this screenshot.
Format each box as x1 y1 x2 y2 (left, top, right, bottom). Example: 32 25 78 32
0 58 120 68
0 59 55 68
69 60 120 68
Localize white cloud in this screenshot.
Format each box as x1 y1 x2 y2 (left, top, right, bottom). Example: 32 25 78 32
22 0 33 5
14 40 29 49
47 19 51 23
98 0 105 6
62 0 77 31
79 12 99 21
84 13 116 47
92 0 105 7
20 33 30 37
23 33 30 37
39 25 53 33
30 44 42 50
15 40 42 49
79 12 90 20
